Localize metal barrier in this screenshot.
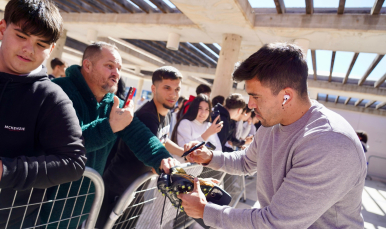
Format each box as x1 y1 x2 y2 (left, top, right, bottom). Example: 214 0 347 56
0 167 104 229
104 163 247 229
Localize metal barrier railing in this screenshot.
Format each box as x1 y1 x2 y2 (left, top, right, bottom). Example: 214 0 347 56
0 167 104 229
103 163 247 229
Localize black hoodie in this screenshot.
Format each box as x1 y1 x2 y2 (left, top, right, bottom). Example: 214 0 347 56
211 103 245 152
0 66 86 228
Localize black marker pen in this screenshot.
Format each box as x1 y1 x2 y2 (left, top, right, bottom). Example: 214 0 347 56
181 141 205 157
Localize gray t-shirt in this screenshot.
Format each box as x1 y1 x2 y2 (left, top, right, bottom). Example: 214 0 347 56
204 101 366 229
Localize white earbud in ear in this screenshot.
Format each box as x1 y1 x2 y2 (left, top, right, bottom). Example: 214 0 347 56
282 95 290 106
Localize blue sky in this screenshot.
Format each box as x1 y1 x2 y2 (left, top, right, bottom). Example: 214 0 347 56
306 49 385 81
249 0 378 8
247 0 385 81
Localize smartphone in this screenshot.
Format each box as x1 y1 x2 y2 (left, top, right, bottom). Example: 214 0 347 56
124 87 136 108
205 141 216 151
212 111 221 124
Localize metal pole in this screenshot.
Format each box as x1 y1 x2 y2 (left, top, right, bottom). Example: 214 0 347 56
84 167 105 229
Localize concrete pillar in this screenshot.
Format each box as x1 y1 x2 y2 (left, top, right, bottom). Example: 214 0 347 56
294 38 310 59
308 88 318 100
134 78 144 106
212 34 242 98
47 29 67 74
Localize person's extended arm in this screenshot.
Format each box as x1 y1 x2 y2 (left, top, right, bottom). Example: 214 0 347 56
203 133 363 229
117 117 172 173
165 139 184 157
0 99 87 190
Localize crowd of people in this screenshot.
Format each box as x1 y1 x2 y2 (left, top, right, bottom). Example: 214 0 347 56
0 0 368 229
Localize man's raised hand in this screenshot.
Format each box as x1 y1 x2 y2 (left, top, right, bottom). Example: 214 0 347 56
109 96 133 133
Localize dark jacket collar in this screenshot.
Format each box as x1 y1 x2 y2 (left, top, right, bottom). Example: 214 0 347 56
0 65 48 84
66 65 114 106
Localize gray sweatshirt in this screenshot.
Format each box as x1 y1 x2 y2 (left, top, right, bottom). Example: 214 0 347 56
203 101 366 229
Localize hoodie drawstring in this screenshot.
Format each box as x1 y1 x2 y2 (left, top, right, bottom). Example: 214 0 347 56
0 78 12 105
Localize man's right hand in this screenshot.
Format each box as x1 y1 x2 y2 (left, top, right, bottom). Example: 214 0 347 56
184 141 213 164
109 96 133 133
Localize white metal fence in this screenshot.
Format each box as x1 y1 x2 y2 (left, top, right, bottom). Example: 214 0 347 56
0 165 246 229
0 167 104 229
103 163 246 229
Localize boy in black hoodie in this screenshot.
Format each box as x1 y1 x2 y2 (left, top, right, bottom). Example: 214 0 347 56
0 0 87 228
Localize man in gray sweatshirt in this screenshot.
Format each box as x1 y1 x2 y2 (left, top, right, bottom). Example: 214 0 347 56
179 43 366 229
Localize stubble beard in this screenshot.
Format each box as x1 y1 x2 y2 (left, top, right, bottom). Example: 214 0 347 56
102 83 117 94
162 103 174 110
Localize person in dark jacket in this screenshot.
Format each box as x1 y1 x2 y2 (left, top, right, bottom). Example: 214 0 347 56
0 0 87 228
42 42 179 228
211 93 250 152
99 66 184 228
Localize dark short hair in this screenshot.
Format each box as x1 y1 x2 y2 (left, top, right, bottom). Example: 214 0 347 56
196 84 211 96
4 0 63 44
177 96 186 105
152 66 183 84
225 93 245 110
243 105 252 114
50 57 65 69
233 43 308 98
82 42 118 63
356 130 368 143
212 95 224 107
251 111 256 119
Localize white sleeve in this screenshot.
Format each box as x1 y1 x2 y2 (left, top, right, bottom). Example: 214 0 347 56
176 120 204 147
235 121 243 139
240 122 252 140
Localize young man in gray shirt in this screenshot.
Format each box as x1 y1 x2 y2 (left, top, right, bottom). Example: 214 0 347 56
179 43 366 229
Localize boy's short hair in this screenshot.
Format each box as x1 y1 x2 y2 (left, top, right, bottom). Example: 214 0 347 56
196 84 211 96
225 93 246 110
4 0 63 44
152 66 183 84
50 58 65 69
243 105 252 114
82 42 118 63
212 95 224 107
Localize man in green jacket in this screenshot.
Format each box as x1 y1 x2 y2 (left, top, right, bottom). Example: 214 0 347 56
42 42 179 228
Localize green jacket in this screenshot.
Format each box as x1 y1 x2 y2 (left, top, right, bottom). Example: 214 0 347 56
41 65 171 228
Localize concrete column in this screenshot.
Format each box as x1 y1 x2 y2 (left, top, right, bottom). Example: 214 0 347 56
294 38 310 59
212 34 242 98
47 29 67 74
308 88 318 100
134 78 144 106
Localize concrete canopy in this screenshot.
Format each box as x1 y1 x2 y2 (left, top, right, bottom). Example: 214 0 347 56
1 0 385 114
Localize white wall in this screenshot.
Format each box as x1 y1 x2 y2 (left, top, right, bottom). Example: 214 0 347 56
329 108 386 180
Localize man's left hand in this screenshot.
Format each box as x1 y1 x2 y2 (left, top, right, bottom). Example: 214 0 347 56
177 177 207 219
158 157 180 174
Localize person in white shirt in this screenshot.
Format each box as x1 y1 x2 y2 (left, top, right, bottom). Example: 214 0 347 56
235 106 253 141
171 94 223 152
